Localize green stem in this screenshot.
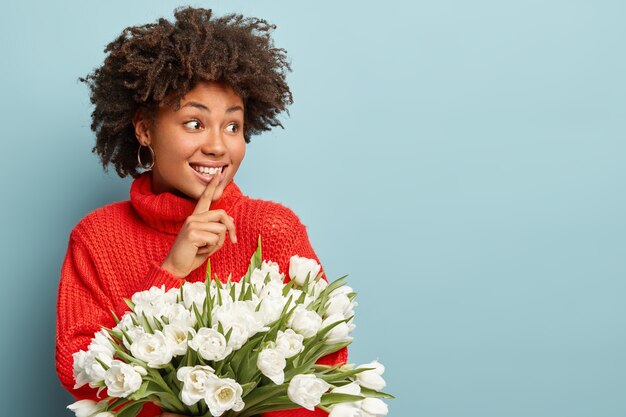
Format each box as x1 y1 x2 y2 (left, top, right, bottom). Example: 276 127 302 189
240 385 288 412
145 371 186 413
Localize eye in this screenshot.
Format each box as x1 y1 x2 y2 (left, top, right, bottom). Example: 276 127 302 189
183 120 202 130
226 123 240 134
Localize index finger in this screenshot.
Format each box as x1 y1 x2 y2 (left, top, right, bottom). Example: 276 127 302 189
193 173 220 214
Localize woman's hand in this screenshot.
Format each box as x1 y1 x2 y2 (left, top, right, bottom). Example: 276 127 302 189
161 173 237 278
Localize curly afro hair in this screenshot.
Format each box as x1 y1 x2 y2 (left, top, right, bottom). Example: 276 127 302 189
81 7 293 178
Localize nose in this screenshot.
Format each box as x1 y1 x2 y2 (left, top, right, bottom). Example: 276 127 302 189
200 128 227 157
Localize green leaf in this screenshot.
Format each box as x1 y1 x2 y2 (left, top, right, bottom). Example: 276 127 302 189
309 275 350 314
152 317 164 332
251 235 263 269
95 357 110 371
116 349 148 368
192 302 205 328
319 393 365 406
216 280 223 305
224 327 233 344
141 312 154 334
284 341 351 380
240 396 299 416
124 299 136 311
223 362 236 379
359 386 396 399
325 275 350 294
102 327 124 344
240 381 259 397
120 328 134 348
228 332 266 380
106 397 129 410
296 289 307 305
301 271 312 293
110 310 121 325
314 362 369 382
204 268 212 307
127 381 149 400
238 278 247 301
206 295 214 328
116 400 147 417
239 382 290 411
243 283 254 301
305 318 346 349
205 258 212 282
282 279 296 297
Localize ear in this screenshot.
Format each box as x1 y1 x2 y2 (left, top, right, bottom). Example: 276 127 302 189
132 110 152 146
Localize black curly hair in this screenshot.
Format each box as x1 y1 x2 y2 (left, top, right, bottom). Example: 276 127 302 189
80 7 293 178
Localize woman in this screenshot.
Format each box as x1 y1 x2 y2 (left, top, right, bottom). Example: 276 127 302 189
55 7 347 417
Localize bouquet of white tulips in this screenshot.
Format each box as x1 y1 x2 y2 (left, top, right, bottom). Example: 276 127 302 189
68 237 393 417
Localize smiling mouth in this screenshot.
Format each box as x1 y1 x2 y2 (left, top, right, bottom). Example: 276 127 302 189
189 164 227 177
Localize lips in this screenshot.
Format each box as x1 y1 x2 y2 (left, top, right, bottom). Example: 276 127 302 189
189 161 229 176
189 163 227 184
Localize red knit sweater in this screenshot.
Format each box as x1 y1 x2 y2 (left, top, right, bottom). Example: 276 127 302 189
56 172 347 417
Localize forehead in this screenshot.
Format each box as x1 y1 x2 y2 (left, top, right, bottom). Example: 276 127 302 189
181 81 243 106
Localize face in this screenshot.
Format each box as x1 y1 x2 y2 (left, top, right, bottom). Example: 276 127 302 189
133 81 246 201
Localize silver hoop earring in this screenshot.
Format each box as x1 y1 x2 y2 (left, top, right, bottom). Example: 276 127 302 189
137 144 155 170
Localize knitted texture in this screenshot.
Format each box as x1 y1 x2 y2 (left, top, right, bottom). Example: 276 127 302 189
56 172 348 417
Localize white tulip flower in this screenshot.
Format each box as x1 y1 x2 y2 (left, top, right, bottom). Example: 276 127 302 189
104 360 143 398
257 347 287 384
188 327 232 361
288 305 322 338
204 375 245 416
67 399 104 417
130 331 173 368
361 398 389 417
321 314 354 344
356 360 386 391
287 374 330 411
289 255 322 286
276 329 305 358
177 365 215 406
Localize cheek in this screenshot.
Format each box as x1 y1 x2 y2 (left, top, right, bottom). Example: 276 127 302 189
229 140 246 166
155 138 196 163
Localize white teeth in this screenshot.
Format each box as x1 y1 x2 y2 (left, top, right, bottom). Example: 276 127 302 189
191 165 222 175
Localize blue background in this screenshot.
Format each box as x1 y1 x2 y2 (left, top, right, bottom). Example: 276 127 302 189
1 1 625 416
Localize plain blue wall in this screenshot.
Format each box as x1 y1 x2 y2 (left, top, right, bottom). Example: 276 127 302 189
1 1 625 416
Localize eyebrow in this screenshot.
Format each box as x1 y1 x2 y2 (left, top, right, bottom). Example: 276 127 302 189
182 102 244 114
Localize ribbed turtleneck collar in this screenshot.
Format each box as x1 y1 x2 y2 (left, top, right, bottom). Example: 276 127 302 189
130 172 244 235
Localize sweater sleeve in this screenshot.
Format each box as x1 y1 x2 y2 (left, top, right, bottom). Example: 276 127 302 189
55 232 178 417
261 205 349 417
